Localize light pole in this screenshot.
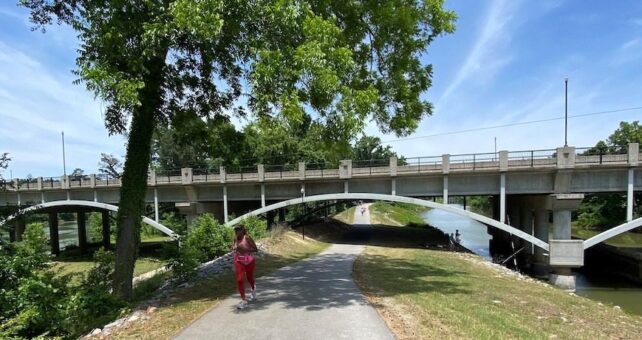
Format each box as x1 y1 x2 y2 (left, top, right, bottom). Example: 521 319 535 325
300 186 305 240
61 131 67 176
564 78 568 146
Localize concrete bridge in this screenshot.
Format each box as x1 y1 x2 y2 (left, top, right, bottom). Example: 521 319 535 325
1 144 640 290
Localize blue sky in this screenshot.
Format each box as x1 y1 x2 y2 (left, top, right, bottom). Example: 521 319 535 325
1 0 642 178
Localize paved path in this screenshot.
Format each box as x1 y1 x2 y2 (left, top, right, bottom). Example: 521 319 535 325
353 203 372 225
175 207 392 340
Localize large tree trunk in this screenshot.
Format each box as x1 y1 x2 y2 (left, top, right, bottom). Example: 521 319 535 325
112 56 165 300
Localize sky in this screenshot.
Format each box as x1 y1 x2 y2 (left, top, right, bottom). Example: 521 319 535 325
1 0 642 178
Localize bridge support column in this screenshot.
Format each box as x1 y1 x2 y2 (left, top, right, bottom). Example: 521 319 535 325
77 212 87 254
532 207 550 278
49 212 60 256
627 168 634 222
223 185 229 223
499 173 506 223
266 211 275 229
261 184 266 208
443 175 448 205
102 211 111 249
14 217 26 242
548 193 584 291
154 188 159 222
391 178 396 196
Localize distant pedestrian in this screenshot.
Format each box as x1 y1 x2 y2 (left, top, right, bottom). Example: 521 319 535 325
232 225 258 310
455 229 461 244
449 233 455 250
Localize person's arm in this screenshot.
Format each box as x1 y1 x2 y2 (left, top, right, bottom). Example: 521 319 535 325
245 235 258 253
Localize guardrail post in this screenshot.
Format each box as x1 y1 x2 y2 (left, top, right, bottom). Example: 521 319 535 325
61 175 69 189
37 177 43 190
390 156 397 177
220 166 226 183
340 160 352 179
556 146 575 169
13 179 19 190
628 142 639 166
499 151 508 171
441 154 450 174
148 170 157 186
258 164 265 182
181 168 193 185
89 174 96 188
299 162 306 180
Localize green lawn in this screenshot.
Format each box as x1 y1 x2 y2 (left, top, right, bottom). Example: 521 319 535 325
572 225 642 248
334 206 356 224
52 257 167 278
370 202 428 227
354 246 642 339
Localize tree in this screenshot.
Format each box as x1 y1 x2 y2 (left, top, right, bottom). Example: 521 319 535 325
70 168 85 177
98 153 123 179
21 0 456 300
0 153 9 181
352 136 398 161
577 121 642 229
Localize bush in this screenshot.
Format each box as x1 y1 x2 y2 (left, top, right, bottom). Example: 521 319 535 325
161 211 188 236
185 214 233 262
240 215 267 240
168 244 200 283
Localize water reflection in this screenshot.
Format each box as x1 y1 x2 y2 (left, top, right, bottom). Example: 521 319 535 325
422 205 492 260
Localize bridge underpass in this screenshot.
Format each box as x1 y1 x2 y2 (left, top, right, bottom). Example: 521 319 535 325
1 144 640 290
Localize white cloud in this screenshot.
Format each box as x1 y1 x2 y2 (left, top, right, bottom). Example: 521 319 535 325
437 0 519 107
620 38 640 50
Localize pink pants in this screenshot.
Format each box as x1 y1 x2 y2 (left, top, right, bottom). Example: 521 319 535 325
234 257 255 300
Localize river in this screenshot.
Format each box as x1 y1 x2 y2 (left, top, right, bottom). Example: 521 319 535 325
421 206 642 316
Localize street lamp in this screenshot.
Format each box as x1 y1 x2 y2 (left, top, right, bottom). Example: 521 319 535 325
300 186 305 240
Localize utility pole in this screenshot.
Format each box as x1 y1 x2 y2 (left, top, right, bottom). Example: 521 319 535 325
564 78 568 146
494 137 497 157
62 131 67 176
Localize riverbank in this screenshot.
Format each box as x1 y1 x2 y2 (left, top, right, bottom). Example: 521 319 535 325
369 202 429 227
354 245 642 339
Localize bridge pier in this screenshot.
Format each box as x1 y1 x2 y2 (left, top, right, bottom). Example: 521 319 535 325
78 212 87 254
48 212 60 256
532 206 550 278
14 216 26 242
102 211 111 249
548 193 584 291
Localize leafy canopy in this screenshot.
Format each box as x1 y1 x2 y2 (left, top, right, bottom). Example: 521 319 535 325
21 0 456 138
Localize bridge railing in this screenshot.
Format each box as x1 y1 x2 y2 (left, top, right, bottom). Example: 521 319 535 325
95 173 121 186
154 170 182 184
450 152 499 170
42 177 62 189
17 178 39 190
507 149 557 168
193 168 220 183
69 175 92 188
398 156 442 174
352 159 390 176
575 146 629 165
306 163 339 178
225 165 258 182
264 164 299 180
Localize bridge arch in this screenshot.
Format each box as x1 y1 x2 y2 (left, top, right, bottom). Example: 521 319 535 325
0 200 178 239
583 217 642 249
226 193 550 251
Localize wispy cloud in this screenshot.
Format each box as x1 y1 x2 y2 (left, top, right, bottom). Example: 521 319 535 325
620 38 640 50
437 0 519 107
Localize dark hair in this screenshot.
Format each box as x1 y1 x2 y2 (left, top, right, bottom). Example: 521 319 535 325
234 225 245 233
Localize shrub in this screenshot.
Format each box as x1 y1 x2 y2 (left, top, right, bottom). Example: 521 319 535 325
239 215 267 240
185 214 233 262
168 244 200 283
161 211 188 236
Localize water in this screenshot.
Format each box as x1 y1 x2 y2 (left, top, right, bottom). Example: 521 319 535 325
421 206 642 316
421 205 492 260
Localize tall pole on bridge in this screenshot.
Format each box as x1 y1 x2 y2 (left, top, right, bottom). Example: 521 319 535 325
61 131 67 176
564 78 568 146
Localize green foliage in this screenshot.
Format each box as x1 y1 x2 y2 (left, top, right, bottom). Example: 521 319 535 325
0 153 9 182
578 121 642 228
468 196 492 217
185 214 233 262
88 212 103 243
160 211 188 236
239 215 267 240
168 244 200 283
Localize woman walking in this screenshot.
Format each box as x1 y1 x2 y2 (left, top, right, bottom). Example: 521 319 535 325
232 225 258 310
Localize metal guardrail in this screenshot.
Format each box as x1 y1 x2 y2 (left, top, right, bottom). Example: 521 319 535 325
5 146 638 191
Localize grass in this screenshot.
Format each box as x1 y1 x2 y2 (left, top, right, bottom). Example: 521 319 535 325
52 256 167 278
109 230 329 339
334 206 356 224
572 225 642 248
370 202 428 227
354 246 642 339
